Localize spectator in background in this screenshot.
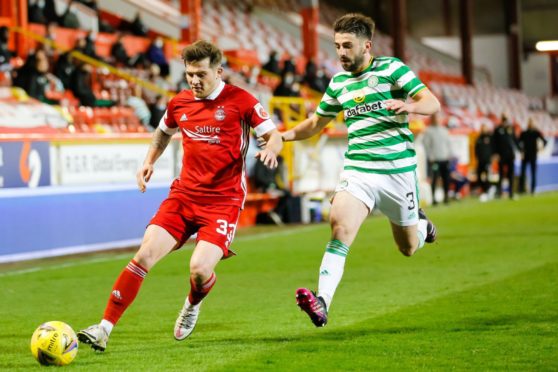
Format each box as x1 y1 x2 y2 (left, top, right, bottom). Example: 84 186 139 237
148 94 167 131
0 26 13 70
273 71 299 97
110 33 131 66
262 50 281 75
28 0 47 24
14 49 62 103
143 63 171 105
147 37 169 77
127 84 151 131
60 1 80 29
422 113 452 205
281 56 296 75
44 0 59 25
475 123 493 201
518 118 548 195
74 33 101 61
130 12 148 36
69 60 96 106
53 51 74 89
492 114 519 199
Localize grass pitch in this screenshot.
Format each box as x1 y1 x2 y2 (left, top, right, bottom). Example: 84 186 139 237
1 193 557 370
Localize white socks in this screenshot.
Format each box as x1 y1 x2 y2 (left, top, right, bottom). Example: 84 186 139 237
100 319 114 336
317 240 350 310
417 218 428 250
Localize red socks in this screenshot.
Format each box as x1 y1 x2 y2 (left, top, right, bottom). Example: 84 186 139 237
103 260 148 325
188 273 216 305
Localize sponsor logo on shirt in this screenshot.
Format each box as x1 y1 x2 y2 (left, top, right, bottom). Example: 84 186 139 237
183 126 221 144
180 113 188 121
353 89 366 103
345 100 385 118
254 103 270 119
214 106 226 121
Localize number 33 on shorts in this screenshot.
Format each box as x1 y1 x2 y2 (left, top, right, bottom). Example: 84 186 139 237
216 219 237 247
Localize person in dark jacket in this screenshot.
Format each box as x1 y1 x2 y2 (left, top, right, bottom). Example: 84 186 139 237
518 118 548 194
146 37 169 76
69 61 96 106
492 114 519 199
475 124 493 198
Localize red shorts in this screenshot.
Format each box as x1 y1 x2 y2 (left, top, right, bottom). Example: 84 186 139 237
149 192 241 257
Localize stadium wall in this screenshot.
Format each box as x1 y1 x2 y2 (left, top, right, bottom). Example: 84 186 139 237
0 183 169 263
2 137 558 263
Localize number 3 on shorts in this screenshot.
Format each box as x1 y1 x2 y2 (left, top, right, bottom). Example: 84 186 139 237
406 192 415 210
216 219 236 246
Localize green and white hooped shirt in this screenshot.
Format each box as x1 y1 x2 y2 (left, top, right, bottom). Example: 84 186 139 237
316 56 426 174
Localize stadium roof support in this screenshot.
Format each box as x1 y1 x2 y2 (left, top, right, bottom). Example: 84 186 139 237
301 0 319 64
180 0 200 44
392 0 407 61
459 0 473 84
505 0 522 90
0 0 29 56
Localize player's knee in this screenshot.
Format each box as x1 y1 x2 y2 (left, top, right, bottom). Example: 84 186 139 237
133 249 156 270
331 220 352 241
189 261 212 282
398 243 416 257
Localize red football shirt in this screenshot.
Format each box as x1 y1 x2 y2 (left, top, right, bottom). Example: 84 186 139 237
159 81 276 208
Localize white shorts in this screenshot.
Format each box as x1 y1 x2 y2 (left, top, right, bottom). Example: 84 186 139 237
334 170 420 226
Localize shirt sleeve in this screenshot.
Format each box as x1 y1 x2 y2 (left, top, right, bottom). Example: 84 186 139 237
316 84 342 118
158 98 179 135
390 59 426 98
243 93 276 137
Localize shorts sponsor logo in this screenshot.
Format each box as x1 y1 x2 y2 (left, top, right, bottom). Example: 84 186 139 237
345 100 385 118
214 106 226 121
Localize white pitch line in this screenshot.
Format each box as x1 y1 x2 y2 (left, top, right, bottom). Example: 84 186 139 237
0 224 326 278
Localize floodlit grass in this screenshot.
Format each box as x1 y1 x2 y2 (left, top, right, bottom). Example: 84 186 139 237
1 193 557 370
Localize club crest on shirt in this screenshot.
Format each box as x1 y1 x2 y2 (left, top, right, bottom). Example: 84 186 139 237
254 103 270 120
367 75 379 88
214 106 226 121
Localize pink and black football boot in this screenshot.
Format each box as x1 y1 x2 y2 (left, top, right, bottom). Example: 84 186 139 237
295 288 328 327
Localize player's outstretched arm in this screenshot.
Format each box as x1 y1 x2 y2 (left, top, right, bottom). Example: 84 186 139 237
281 114 332 142
255 129 283 169
137 128 173 193
385 88 441 115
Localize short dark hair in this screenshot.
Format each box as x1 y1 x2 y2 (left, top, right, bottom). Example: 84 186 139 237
333 13 375 40
182 40 222 67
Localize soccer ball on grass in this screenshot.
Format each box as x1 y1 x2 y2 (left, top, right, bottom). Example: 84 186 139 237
30 321 78 366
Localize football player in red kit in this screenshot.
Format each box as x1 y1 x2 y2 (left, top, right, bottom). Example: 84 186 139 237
78 40 283 351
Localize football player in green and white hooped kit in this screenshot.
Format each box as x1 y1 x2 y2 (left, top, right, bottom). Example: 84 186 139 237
281 13 441 327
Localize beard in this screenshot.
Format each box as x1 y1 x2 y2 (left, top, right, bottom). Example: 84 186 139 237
340 53 365 73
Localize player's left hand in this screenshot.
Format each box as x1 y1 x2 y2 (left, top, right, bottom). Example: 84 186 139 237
255 149 278 169
385 99 414 114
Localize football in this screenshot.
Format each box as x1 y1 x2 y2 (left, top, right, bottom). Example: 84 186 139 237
30 321 78 366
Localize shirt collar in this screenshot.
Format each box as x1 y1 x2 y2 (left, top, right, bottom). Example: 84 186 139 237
195 80 225 100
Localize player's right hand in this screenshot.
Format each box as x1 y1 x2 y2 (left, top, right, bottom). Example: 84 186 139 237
136 164 154 193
